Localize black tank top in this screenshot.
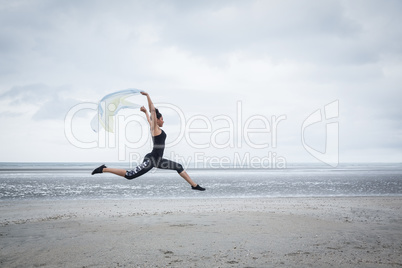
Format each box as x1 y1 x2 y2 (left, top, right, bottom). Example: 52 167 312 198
151 129 166 159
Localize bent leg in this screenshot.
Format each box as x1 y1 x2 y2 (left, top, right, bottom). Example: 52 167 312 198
178 170 197 187
157 158 199 187
157 158 185 173
180 171 205 190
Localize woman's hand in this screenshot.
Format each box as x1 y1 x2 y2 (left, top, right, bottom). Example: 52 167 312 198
140 106 152 125
140 91 148 96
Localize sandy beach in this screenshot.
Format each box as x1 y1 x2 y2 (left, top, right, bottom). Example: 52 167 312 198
1 197 401 267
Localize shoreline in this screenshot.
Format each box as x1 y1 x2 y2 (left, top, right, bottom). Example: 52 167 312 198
1 197 401 267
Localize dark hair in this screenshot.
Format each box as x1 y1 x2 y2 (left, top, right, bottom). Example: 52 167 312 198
155 108 162 119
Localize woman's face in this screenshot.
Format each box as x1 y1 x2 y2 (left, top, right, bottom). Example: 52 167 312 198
157 116 164 127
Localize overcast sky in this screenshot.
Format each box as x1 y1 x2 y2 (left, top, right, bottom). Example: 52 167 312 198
0 0 401 165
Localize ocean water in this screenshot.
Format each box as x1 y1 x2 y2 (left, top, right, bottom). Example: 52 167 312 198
0 163 401 200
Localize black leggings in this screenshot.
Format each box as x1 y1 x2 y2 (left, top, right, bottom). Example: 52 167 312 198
125 153 184 180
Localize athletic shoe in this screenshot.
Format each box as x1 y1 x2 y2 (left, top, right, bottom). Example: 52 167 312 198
91 164 106 175
191 184 206 191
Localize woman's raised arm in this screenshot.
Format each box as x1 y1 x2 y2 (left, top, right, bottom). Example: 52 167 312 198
141 91 158 132
140 106 151 126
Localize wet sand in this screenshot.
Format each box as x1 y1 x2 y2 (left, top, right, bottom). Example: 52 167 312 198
1 197 401 267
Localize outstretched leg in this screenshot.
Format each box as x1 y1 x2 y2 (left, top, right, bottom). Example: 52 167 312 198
103 168 126 177
124 159 153 180
91 164 127 177
91 157 153 180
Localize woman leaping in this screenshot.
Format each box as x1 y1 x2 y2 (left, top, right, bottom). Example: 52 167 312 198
91 91 206 191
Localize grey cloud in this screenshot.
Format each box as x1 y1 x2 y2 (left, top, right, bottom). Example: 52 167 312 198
32 95 79 121
0 83 78 121
0 1 357 64
153 1 360 58
141 0 401 68
0 0 163 83
0 84 62 104
2 0 399 82
0 111 24 118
